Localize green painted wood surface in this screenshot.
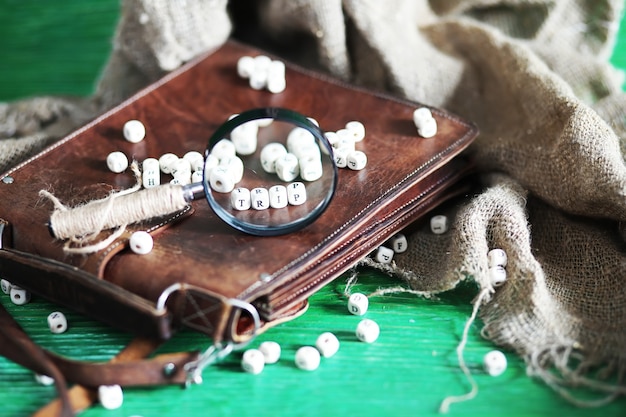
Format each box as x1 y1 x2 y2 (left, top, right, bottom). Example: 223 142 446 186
1 3 625 416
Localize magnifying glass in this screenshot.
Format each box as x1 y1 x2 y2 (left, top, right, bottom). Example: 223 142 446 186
46 108 338 241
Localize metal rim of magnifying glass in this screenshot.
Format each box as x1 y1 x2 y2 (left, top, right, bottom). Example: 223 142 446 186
203 107 338 236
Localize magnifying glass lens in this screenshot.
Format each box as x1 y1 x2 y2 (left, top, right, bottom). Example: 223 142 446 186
203 108 337 236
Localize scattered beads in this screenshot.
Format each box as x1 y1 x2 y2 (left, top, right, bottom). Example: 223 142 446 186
356 318 380 343
483 350 507 376
47 311 68 334
258 341 281 364
129 231 153 255
237 55 286 94
230 182 306 211
295 346 321 371
106 151 129 174
315 332 340 358
326 121 368 170
241 349 265 374
413 107 437 138
98 385 124 410
347 292 369 316
123 120 146 143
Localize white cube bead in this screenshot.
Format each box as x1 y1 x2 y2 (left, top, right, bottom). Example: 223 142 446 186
483 350 507 376
129 231 153 255
269 185 288 209
249 69 268 90
315 332 340 358
251 188 270 210
294 346 321 371
172 172 191 186
142 157 160 172
291 143 322 162
236 55 255 78
231 187 251 211
287 182 307 206
34 374 55 386
254 55 272 72
256 117 273 128
219 156 244 183
488 248 508 268
390 234 408 253
299 158 323 182
333 147 350 168
430 215 449 234
268 60 285 79
307 117 319 127
142 170 160 189
123 120 146 143
183 151 204 167
158 153 179 174
231 122 259 156
211 139 236 160
345 121 365 142
356 319 380 343
323 131 339 154
209 166 236 193
375 246 394 264
98 385 124 410
10 286 31 305
260 143 287 174
1 279 12 294
418 117 438 138
203 154 219 175
267 76 286 94
347 150 367 170
413 107 433 126
191 170 203 183
241 349 265 374
171 158 192 178
47 311 68 334
258 341 281 364
275 153 300 182
347 292 368 316
489 265 507 287
287 128 316 155
106 151 128 174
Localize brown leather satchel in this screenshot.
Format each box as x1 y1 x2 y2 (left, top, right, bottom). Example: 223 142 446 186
0 40 477 405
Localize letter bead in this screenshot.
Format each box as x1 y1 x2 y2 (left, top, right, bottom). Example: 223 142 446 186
287 128 316 155
390 233 408 253
231 121 259 156
158 153 179 174
489 265 507 287
258 341 281 364
47 311 68 334
106 151 129 173
183 151 204 167
129 231 153 255
251 187 270 210
236 55 255 78
345 121 365 142
430 214 449 234
241 349 265 374
269 185 288 209
211 139 236 160
347 292 368 316
418 117 438 138
274 153 299 182
333 147 350 168
356 318 380 343
483 350 507 376
191 170 203 183
123 119 146 143
10 286 31 305
295 346 321 371
315 332 340 358
375 246 394 264
488 248 508 268
299 158 323 182
142 170 160 189
98 385 124 410
347 150 367 170
209 166 236 193
1 279 12 294
413 107 433 126
219 156 244 183
260 143 287 174
231 187 251 211
287 182 307 206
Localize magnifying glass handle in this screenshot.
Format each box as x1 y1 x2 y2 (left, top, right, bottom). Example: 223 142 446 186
47 184 190 241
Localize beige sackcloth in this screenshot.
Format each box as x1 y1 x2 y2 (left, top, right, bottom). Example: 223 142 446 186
1 0 625 408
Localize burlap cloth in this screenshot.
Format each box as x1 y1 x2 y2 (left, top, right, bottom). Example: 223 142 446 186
1 0 625 408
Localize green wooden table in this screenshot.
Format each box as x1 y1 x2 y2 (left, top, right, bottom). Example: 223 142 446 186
1 3 625 416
